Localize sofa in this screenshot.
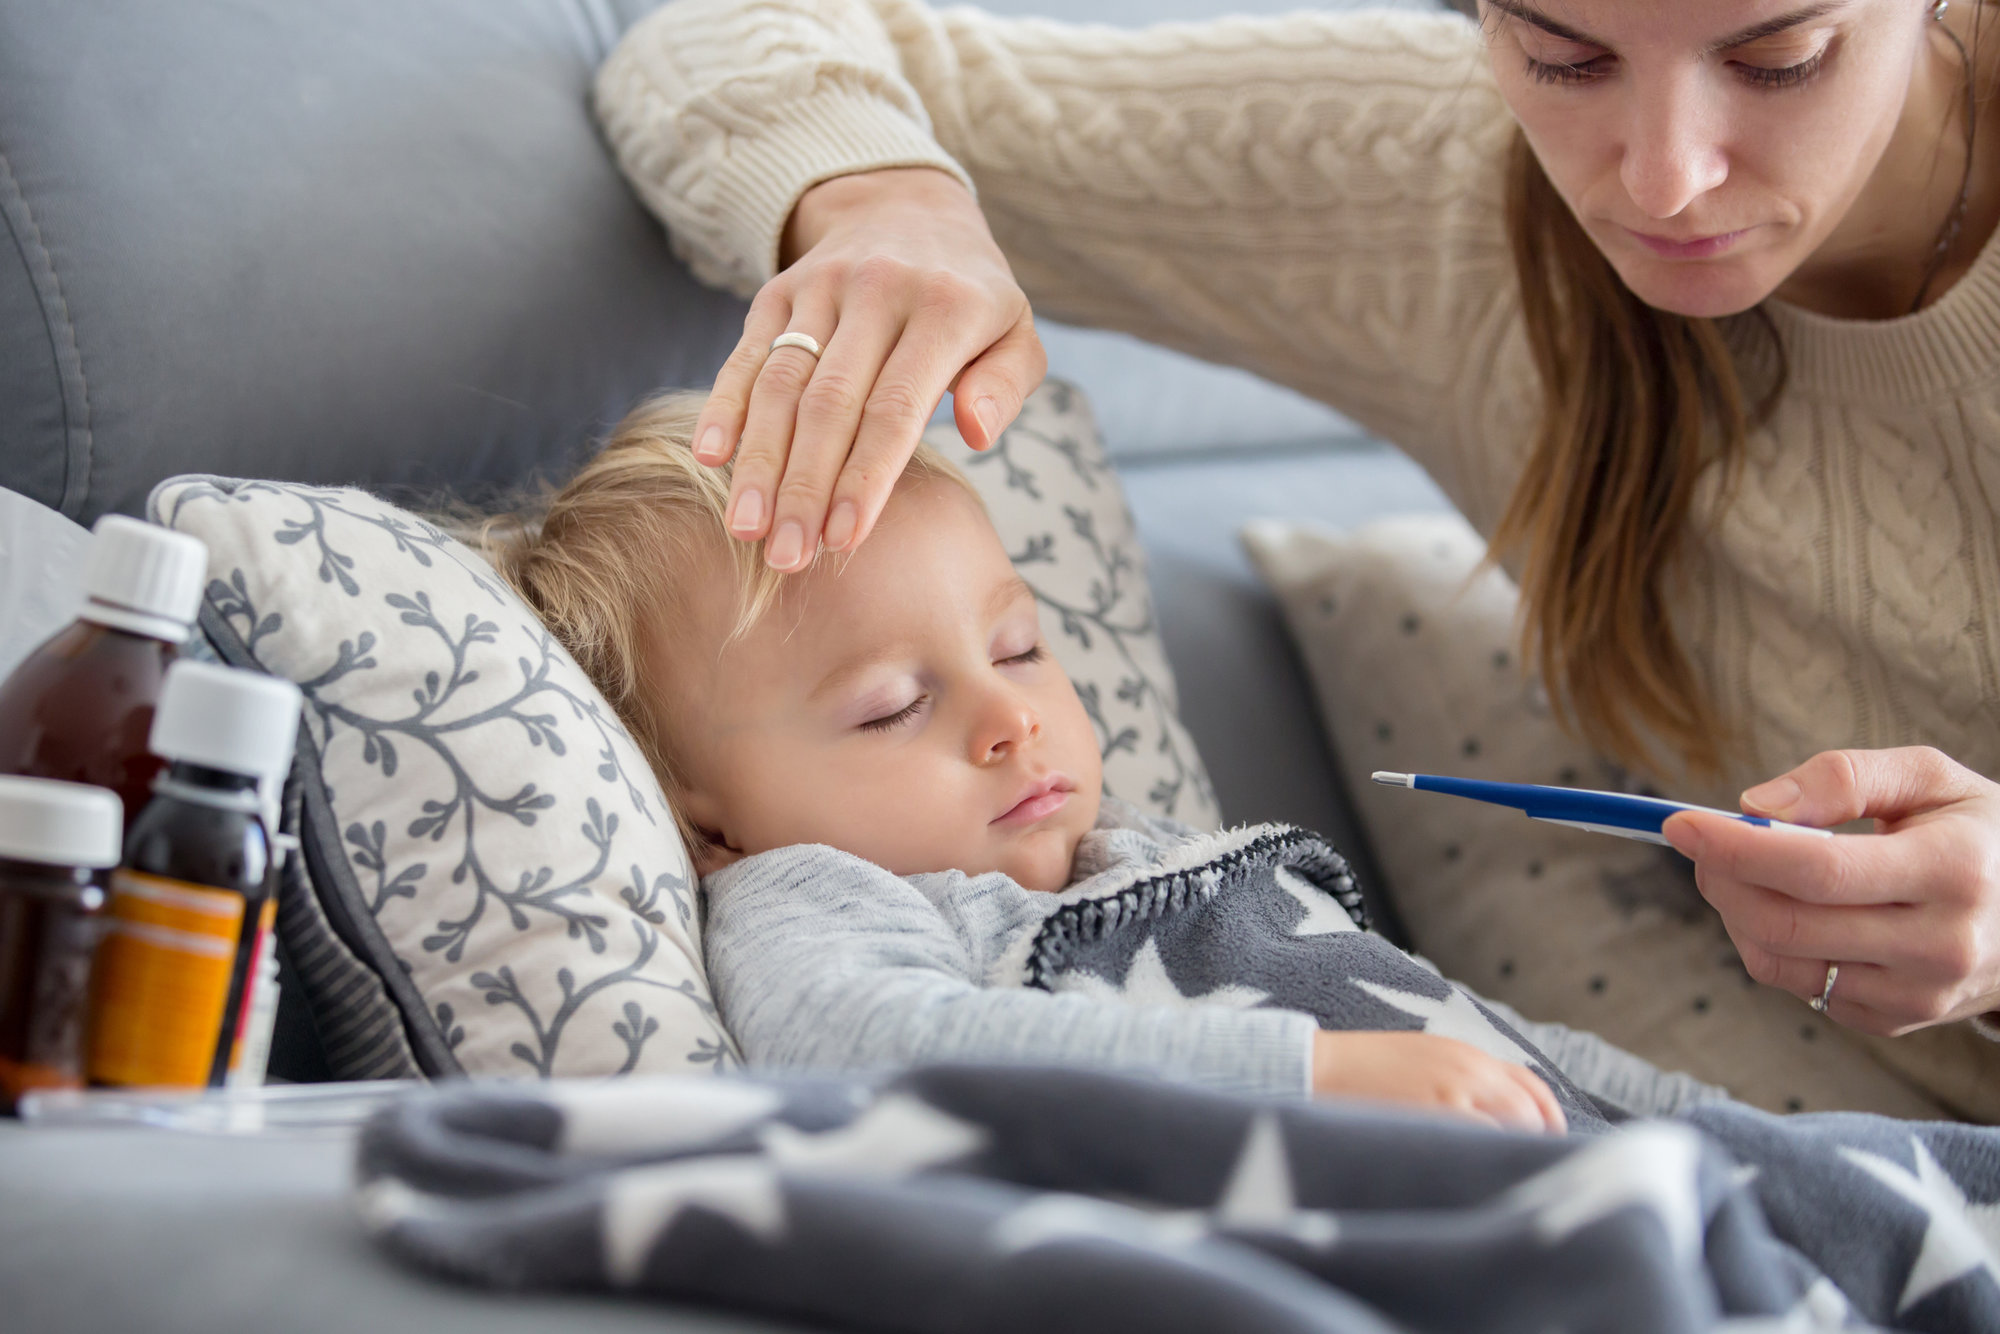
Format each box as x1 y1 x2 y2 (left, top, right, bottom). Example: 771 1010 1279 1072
0 0 1460 1329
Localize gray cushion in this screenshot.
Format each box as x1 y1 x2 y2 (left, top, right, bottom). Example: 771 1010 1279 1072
0 0 742 523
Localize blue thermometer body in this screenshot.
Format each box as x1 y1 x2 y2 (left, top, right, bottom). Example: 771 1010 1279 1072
1368 772 1831 846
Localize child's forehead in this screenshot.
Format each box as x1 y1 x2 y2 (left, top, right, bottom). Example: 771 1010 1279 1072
774 479 1021 648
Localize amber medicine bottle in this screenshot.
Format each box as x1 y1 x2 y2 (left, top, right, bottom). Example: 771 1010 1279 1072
87 662 300 1090
0 777 122 1112
0 516 207 831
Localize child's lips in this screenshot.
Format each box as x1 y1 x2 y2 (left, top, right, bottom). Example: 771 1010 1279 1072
994 774 1075 826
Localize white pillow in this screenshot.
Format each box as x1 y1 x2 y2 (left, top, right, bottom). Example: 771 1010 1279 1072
1244 512 1960 1119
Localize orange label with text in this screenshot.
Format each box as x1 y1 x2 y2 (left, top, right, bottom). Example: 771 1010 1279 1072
87 870 244 1088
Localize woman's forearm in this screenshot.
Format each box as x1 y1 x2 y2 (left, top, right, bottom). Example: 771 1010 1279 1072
595 0 1526 468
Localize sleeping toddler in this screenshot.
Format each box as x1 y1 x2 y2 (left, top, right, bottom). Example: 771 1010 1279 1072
480 391 1723 1135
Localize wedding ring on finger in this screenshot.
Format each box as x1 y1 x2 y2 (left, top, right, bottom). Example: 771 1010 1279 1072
1808 963 1840 1013
769 331 824 360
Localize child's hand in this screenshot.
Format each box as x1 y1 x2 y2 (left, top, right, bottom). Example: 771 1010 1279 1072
1310 1031 1567 1134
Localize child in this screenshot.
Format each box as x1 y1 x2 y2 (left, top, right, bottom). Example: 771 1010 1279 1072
481 391 1721 1135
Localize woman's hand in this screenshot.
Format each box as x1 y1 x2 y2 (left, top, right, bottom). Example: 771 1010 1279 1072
1663 747 2000 1037
1310 1030 1567 1134
693 167 1047 572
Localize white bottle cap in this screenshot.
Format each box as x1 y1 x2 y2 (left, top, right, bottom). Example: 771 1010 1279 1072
78 515 208 643
150 661 302 782
0 775 123 869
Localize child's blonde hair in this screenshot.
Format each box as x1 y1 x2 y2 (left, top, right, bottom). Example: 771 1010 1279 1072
472 390 975 852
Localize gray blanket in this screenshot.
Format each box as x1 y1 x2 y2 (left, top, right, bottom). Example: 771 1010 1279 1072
1011 821 1614 1130
359 1064 2000 1332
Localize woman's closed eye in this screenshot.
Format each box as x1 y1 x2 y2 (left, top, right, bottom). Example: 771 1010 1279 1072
1520 34 1834 91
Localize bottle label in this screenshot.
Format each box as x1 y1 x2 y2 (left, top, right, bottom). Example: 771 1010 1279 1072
87 870 244 1088
225 900 278 1086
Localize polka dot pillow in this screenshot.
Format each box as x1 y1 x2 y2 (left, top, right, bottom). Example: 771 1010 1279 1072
1243 512 1953 1119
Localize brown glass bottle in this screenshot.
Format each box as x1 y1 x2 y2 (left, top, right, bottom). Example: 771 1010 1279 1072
0 621 176 826
0 776 122 1113
0 515 206 833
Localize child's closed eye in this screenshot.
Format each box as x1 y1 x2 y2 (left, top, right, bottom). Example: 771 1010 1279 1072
860 696 929 733
998 645 1047 667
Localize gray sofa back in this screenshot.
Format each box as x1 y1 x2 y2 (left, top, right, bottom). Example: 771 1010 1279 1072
0 0 743 522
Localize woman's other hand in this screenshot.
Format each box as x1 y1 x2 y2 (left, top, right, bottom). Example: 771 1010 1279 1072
694 167 1046 572
1309 1030 1567 1134
1663 747 2000 1037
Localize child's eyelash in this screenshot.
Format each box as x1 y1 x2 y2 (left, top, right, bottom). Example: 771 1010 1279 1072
856 648 1043 735
1523 49 1828 90
860 697 928 734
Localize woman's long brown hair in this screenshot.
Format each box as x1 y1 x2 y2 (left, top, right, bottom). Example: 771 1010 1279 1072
1494 133 1783 779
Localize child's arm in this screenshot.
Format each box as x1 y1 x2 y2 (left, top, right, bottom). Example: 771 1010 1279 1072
704 846 1567 1132
703 845 1317 1098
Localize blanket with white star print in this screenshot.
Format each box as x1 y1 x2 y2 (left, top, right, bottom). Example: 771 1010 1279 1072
358 1064 2000 1333
1003 820 1613 1131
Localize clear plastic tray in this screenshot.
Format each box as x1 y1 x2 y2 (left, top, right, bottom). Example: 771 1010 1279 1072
15 1079 417 1136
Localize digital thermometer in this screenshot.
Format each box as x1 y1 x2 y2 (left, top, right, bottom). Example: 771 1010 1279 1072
1369 772 1831 846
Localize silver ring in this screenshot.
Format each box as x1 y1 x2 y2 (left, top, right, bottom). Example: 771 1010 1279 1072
1808 963 1840 1013
769 331 824 360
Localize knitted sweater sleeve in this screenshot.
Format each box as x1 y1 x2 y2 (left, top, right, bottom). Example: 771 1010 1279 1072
701 844 1316 1097
594 0 1531 500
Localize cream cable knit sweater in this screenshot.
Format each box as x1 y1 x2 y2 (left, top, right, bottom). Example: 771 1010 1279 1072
594 1 2000 1103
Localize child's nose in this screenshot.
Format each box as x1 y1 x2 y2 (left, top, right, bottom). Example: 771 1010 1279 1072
972 691 1041 764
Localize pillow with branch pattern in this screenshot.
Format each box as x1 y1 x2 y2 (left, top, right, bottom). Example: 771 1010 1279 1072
151 475 734 1083
935 380 1220 830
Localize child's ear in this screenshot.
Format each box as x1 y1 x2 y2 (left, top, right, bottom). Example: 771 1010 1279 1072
691 830 744 877
676 787 743 876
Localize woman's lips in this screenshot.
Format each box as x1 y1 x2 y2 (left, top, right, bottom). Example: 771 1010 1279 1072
1626 226 1752 260
994 774 1074 827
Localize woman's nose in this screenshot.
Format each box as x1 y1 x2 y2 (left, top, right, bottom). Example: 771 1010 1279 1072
1619 77 1729 220
972 689 1041 764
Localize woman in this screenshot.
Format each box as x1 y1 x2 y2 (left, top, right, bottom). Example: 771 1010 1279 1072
593 0 2000 1111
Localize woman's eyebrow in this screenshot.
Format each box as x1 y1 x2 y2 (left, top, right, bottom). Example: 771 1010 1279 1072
1484 0 1596 46
1483 0 1845 51
1710 2 1844 51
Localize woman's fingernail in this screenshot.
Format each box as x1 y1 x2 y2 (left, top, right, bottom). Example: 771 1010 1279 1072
824 502 858 551
1742 777 1801 814
975 397 1000 447
731 489 764 535
767 521 804 570
1662 815 1704 859
696 425 725 462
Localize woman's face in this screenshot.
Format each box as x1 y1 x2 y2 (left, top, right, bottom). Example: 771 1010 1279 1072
1481 0 1932 318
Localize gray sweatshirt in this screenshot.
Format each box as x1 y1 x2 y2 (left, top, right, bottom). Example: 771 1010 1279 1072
701 800 1724 1117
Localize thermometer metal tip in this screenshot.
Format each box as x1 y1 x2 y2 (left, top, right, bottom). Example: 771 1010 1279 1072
1370 772 1415 788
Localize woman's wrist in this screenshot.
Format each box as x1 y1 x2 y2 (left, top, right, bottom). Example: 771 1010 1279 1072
782 166 981 267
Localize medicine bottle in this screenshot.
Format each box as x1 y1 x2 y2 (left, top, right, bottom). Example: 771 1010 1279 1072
0 776 122 1113
87 661 300 1090
0 516 207 830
